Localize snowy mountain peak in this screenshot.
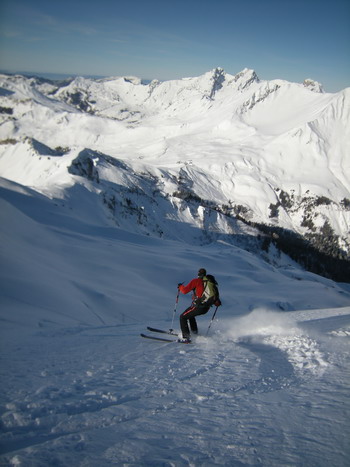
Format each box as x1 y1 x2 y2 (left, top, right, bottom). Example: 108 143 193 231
208 67 226 99
303 78 324 93
0 68 349 281
233 68 260 90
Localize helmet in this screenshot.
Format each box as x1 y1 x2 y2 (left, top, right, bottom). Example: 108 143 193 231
198 268 206 278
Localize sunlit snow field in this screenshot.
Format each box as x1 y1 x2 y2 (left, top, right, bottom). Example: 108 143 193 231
1 179 350 466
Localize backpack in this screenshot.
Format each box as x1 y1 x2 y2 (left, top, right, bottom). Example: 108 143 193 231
202 275 221 307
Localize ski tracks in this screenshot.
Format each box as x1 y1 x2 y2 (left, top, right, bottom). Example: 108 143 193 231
0 327 259 465
1 316 349 466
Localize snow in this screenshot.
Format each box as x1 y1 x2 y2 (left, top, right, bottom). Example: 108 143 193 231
0 68 350 466
1 176 350 466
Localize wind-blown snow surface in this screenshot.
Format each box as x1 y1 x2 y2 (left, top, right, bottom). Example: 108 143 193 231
1 177 350 466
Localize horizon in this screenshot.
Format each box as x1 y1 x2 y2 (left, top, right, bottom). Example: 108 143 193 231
1 0 349 93
1 68 348 93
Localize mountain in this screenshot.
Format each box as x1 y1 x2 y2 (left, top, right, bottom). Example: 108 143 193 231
0 68 349 281
1 69 350 466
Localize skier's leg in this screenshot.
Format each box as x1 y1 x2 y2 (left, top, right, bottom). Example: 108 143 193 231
189 317 198 334
181 304 209 337
180 305 195 339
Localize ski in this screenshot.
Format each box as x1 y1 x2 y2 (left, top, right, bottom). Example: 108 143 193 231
140 333 192 344
147 326 179 336
140 333 177 342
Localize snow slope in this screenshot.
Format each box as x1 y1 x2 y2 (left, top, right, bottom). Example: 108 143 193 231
0 68 350 465
1 177 350 466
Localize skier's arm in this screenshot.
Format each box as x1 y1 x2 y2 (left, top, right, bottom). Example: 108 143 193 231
179 278 204 296
179 279 198 294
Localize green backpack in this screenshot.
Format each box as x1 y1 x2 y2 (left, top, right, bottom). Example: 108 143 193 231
202 275 221 306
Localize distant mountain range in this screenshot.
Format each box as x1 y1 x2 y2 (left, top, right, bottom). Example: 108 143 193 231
0 67 349 281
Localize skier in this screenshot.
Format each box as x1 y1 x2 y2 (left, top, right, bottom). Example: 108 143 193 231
178 268 220 342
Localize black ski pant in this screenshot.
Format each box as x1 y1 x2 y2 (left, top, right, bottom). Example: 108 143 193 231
180 302 210 339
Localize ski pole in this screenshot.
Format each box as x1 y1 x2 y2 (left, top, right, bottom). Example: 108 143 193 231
206 306 219 336
170 287 181 331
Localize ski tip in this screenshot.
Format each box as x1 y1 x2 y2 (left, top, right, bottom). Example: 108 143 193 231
140 333 176 342
146 326 179 336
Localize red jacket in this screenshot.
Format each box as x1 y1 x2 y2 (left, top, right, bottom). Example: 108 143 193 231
179 278 204 298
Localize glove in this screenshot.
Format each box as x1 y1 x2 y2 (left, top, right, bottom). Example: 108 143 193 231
177 282 183 289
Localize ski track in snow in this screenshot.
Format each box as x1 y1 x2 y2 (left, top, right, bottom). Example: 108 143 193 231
1 309 349 466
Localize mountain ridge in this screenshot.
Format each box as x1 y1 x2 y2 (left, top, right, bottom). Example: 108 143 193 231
0 67 349 281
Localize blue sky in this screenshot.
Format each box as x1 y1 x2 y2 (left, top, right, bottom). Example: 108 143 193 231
0 0 349 91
